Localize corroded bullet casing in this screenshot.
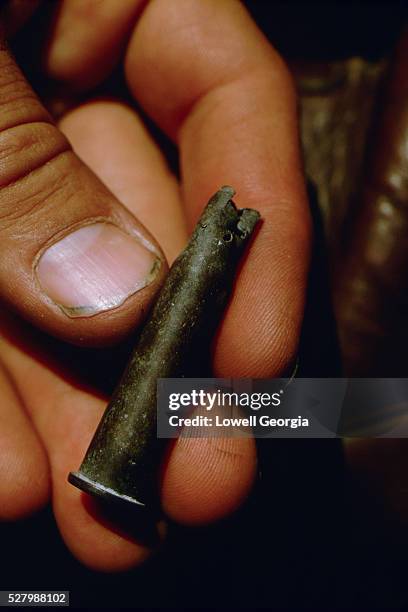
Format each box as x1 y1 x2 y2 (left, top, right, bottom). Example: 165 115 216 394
69 186 260 512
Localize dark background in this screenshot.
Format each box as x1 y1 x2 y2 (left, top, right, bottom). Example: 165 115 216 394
2 1 408 609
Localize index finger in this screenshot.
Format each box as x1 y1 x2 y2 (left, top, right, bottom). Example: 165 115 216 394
125 0 311 377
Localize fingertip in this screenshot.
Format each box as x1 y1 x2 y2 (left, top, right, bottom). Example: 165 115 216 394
161 436 257 525
44 0 146 89
42 390 165 572
53 479 163 573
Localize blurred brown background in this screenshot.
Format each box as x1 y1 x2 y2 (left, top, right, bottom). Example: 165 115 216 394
294 30 408 377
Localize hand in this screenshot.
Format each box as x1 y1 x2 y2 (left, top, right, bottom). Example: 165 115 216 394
0 0 310 571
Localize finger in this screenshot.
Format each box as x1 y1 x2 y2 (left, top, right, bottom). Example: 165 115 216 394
0 312 158 571
0 358 49 520
59 100 187 264
0 39 167 347
45 0 146 90
161 436 257 525
61 100 257 524
125 0 311 377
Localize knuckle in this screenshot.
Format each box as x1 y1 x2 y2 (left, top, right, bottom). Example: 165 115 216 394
0 49 77 232
0 126 74 232
0 49 49 129
0 121 70 189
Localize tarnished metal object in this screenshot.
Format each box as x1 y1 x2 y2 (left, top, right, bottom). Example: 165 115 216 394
69 186 260 512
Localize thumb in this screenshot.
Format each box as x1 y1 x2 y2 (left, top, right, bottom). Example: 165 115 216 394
0 41 167 346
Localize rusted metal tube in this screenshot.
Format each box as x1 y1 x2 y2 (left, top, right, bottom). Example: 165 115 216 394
68 186 260 512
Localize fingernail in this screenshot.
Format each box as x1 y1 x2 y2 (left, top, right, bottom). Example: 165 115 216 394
36 222 161 317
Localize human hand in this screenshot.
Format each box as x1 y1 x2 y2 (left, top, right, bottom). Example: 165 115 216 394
0 0 310 571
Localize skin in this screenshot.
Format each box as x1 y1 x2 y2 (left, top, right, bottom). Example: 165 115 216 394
0 0 311 572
